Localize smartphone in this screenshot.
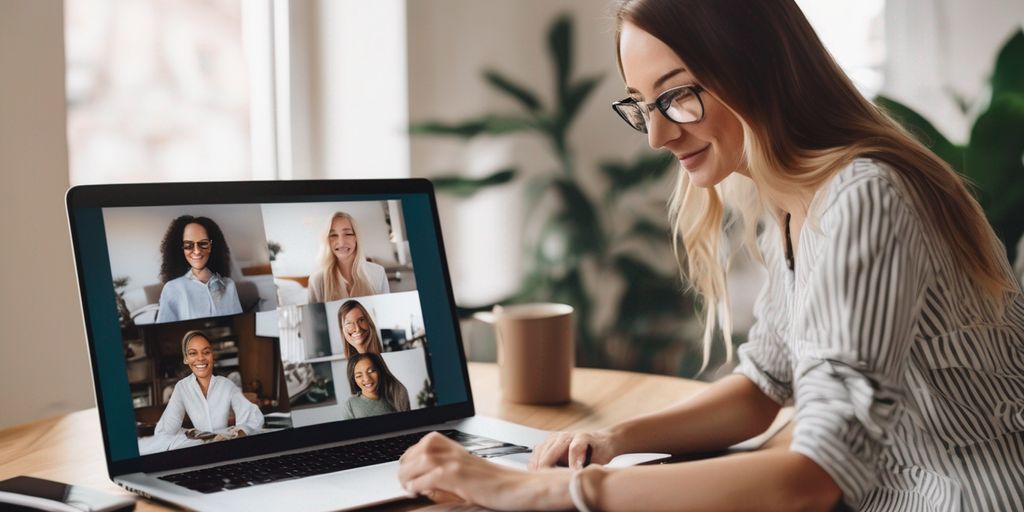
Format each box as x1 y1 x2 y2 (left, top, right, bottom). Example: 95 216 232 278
0 476 135 512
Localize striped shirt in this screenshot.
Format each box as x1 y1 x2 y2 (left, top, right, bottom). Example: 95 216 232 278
734 158 1024 511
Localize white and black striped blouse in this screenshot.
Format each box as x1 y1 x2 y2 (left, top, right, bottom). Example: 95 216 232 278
734 158 1024 511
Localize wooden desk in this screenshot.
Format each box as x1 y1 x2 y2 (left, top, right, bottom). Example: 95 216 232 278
0 363 790 510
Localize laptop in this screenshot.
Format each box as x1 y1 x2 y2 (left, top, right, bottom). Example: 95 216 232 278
65 179 553 511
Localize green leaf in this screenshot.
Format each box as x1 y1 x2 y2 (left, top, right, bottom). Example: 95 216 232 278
601 151 676 205
612 255 691 336
559 74 603 129
409 115 535 138
523 174 555 226
992 29 1024 100
484 70 544 113
965 93 1024 262
552 179 605 255
431 168 517 198
875 95 965 172
628 217 670 247
547 15 572 104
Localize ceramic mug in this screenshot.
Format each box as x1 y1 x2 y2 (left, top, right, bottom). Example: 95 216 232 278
474 303 574 404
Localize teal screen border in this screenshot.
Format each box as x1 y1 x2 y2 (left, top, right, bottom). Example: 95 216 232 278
75 193 469 462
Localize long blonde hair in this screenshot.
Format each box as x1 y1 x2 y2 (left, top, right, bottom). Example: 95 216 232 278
317 212 374 301
615 0 1018 372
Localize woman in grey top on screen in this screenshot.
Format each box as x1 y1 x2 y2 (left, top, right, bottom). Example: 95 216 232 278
338 299 384 358
156 215 242 323
307 212 390 303
340 352 410 420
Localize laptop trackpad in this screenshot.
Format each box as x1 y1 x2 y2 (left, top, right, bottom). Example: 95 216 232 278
210 462 407 512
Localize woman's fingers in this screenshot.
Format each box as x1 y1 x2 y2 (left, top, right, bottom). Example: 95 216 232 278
402 465 447 496
567 435 592 469
532 432 573 469
398 432 450 483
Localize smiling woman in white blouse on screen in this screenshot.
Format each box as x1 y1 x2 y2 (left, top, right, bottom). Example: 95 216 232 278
155 331 263 443
396 1 1024 510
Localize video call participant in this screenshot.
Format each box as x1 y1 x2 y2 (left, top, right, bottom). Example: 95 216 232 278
154 331 264 442
156 215 242 323
340 353 410 420
308 212 390 303
338 300 384 358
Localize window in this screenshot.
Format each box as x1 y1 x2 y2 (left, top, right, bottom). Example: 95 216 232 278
797 0 886 96
64 0 277 184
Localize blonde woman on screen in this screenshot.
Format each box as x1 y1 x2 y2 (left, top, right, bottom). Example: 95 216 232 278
308 212 390 303
396 0 1024 510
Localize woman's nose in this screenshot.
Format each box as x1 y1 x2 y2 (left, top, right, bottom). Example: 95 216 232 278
646 109 683 150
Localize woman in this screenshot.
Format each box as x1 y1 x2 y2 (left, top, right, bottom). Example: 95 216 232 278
397 1 1024 510
340 352 410 420
338 300 384 358
307 212 390 303
156 215 242 323
154 331 264 442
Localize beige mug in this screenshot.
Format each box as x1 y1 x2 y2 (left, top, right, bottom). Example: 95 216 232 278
474 303 574 404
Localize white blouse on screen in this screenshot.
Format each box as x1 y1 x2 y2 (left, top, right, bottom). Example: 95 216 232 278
154 374 264 436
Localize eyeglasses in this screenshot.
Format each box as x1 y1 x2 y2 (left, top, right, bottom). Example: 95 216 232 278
182 239 213 251
611 84 705 133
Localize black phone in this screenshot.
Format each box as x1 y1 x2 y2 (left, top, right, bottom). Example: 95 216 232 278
0 476 135 512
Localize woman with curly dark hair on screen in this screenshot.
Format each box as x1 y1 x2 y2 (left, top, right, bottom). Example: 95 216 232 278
156 215 242 323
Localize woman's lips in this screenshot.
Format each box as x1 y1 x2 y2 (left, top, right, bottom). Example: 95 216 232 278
678 144 711 167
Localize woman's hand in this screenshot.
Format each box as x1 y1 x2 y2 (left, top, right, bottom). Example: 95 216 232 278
398 432 571 511
529 429 618 470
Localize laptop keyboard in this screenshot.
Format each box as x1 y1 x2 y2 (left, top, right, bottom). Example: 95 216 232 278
158 429 530 494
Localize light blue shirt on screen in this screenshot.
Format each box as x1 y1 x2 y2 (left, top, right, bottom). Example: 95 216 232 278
156 269 242 323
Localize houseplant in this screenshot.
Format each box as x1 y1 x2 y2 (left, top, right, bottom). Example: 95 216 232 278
875 29 1024 265
410 15 699 373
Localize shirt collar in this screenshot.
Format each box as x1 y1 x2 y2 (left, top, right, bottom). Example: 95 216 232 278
182 268 224 285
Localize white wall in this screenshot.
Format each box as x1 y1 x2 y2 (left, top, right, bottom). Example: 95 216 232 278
261 200 397 277
0 0 95 428
281 0 409 180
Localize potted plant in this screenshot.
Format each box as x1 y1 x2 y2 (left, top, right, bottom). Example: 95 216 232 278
411 15 699 373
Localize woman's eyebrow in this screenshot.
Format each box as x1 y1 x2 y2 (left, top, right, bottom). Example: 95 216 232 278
626 67 688 95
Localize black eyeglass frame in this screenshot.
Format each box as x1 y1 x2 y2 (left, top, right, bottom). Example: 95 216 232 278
611 84 706 133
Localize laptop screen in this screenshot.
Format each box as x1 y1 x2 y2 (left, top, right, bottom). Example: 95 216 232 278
67 180 474 475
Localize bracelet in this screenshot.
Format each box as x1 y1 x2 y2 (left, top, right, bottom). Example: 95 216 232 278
569 470 592 512
569 469 594 512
